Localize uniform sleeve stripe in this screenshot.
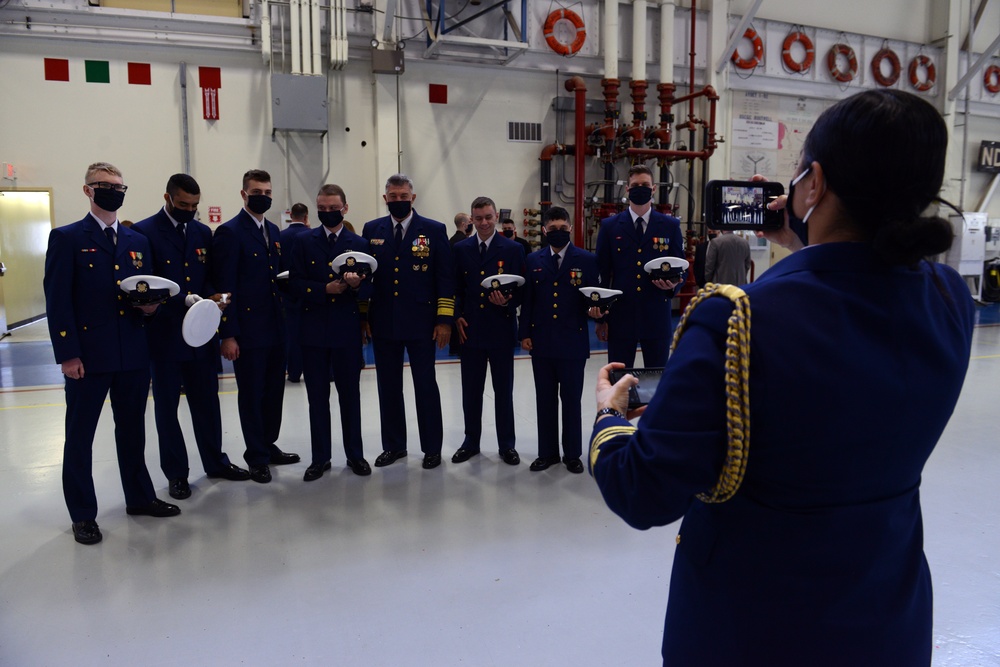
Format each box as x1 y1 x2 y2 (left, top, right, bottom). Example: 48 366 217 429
437 297 455 317
589 425 637 471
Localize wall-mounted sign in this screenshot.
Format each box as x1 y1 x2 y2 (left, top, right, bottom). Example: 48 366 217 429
978 141 1000 173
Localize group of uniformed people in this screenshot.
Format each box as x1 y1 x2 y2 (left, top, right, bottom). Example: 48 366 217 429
44 161 685 545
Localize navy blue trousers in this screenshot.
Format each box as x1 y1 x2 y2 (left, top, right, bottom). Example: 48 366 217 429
62 369 156 522
284 303 303 381
529 355 586 460
302 344 364 464
150 356 231 480
608 336 669 368
371 337 442 455
459 345 516 452
231 343 286 467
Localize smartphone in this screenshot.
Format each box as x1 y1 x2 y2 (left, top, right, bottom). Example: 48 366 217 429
608 367 665 410
705 180 784 230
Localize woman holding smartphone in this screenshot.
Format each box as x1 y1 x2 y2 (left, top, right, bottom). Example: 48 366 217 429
589 90 975 665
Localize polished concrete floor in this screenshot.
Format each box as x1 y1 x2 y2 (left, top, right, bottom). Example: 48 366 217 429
0 317 998 666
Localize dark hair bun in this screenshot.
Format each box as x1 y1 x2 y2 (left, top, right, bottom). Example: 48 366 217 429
871 215 954 267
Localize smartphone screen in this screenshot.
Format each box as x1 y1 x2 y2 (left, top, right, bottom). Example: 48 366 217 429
705 180 784 230
608 367 665 409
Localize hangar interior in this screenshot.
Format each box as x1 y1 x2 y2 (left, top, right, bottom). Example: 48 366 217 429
0 0 999 664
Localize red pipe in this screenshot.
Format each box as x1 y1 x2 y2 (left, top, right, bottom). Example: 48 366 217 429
624 79 648 147
647 82 676 148
599 78 621 143
689 0 696 123
564 76 588 247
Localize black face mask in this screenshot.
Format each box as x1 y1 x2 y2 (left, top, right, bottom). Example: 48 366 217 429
169 199 196 224
246 194 272 215
387 200 412 220
628 185 653 206
546 229 571 249
318 210 343 229
501 229 514 238
93 188 125 212
465 223 473 234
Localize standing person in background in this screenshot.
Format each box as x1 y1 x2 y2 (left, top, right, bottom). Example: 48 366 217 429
705 230 751 285
362 174 455 470
133 174 250 501
594 164 685 368
212 169 300 484
44 161 180 545
518 206 600 474
451 197 526 466
500 217 532 256
590 90 974 665
289 184 372 480
693 228 718 288
450 212 472 246
447 212 473 355
280 202 312 383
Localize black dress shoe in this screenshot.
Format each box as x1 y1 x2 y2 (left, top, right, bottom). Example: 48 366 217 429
347 458 372 476
529 455 561 472
422 454 442 469
207 463 251 481
269 447 301 465
564 457 585 474
72 520 102 545
451 447 480 463
374 450 407 467
249 465 272 483
500 449 521 465
168 478 191 500
126 498 181 517
303 461 332 482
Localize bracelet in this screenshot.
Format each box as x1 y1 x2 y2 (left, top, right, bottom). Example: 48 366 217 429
594 407 624 425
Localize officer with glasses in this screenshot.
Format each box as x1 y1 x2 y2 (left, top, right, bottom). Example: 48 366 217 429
44 162 181 546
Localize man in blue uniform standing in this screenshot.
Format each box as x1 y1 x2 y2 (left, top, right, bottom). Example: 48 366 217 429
518 206 600 473
279 202 311 383
44 162 180 545
451 196 526 466
289 184 372 480
594 164 685 367
133 174 250 500
361 174 455 470
212 169 300 484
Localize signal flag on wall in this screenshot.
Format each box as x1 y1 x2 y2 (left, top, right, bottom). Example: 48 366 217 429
199 67 221 121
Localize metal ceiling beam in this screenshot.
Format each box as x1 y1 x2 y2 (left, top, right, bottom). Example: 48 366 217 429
714 0 764 74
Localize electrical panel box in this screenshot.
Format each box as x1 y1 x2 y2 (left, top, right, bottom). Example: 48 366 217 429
946 213 986 272
371 49 405 75
271 74 328 133
986 219 1000 257
945 212 987 299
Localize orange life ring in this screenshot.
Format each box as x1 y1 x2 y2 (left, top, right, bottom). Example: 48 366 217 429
731 27 764 70
986 65 1000 94
871 47 901 87
543 8 587 56
908 55 936 92
781 31 814 73
826 43 858 82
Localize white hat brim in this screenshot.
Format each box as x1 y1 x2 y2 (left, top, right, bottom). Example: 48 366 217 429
119 274 180 296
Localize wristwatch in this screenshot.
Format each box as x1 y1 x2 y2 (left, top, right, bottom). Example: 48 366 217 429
594 407 624 425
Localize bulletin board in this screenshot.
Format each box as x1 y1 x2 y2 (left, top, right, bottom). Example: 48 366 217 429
729 92 832 184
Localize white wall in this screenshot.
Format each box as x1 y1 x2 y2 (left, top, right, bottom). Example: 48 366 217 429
3 0 1000 232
